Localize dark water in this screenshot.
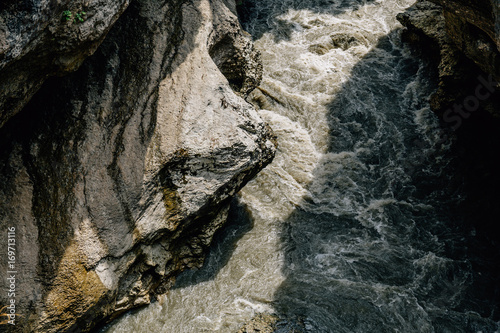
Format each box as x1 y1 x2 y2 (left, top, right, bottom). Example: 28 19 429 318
103 0 500 332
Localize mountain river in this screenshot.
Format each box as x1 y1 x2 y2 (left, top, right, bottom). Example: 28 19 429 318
101 0 500 331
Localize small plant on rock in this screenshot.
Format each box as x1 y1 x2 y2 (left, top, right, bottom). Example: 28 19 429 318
74 11 86 22
61 10 86 23
62 10 72 22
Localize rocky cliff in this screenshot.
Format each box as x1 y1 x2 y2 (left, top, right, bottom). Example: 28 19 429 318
0 0 275 332
0 0 130 129
397 0 500 118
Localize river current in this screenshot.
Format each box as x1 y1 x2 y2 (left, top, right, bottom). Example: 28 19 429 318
102 0 500 332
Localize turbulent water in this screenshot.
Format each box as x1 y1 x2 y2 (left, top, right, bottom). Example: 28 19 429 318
102 0 500 332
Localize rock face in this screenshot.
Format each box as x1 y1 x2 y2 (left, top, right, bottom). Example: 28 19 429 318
0 0 275 332
431 0 500 67
397 0 500 117
0 0 130 128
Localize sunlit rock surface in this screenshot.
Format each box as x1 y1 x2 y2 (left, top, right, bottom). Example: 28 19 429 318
0 0 275 332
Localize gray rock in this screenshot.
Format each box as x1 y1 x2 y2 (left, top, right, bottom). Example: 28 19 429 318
0 0 130 128
0 0 275 332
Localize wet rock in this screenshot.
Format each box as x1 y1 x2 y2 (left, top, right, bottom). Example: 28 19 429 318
425 0 500 82
308 43 332 55
308 33 365 55
397 1 463 111
428 0 500 54
330 33 363 50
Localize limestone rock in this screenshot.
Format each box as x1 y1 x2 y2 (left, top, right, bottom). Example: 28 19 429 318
0 0 130 128
0 0 275 332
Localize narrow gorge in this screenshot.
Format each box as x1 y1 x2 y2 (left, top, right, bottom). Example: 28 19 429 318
1 0 499 332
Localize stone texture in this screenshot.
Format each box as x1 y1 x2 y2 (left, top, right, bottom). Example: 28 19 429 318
0 0 275 332
428 0 500 53
397 0 500 117
430 0 500 81
0 0 130 128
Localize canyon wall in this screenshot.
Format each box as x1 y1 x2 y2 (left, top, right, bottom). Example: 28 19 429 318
398 0 500 118
0 0 275 332
0 0 130 128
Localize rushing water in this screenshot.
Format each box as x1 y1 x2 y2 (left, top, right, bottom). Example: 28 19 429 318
102 0 500 332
